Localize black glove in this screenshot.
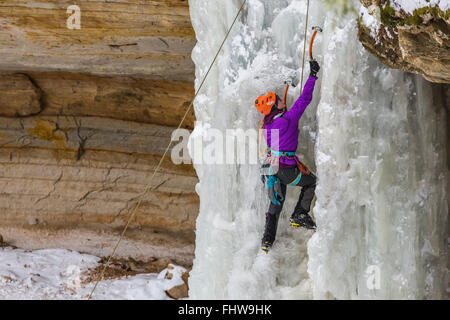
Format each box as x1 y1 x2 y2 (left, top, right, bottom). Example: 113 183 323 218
309 60 320 78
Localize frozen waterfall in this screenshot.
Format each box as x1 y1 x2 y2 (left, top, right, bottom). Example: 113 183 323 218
187 0 449 299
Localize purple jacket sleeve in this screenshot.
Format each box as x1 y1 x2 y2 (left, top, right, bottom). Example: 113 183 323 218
284 76 317 123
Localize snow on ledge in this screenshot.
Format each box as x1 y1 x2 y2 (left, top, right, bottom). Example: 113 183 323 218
390 0 449 14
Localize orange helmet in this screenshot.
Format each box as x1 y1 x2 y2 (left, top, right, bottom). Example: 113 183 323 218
254 92 278 115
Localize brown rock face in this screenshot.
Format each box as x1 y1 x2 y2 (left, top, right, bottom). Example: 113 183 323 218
0 71 195 128
358 1 450 83
0 0 195 80
165 267 191 299
0 74 42 116
0 0 198 265
166 282 189 299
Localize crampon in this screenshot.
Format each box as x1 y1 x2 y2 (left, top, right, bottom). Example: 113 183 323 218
289 215 316 231
261 241 272 253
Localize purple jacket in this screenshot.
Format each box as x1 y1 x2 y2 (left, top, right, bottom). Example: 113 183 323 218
264 76 317 167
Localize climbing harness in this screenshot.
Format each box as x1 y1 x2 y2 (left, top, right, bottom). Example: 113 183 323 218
270 149 296 157
261 148 311 188
267 149 310 175
87 0 248 300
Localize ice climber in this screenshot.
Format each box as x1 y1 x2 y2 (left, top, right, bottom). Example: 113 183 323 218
255 60 320 252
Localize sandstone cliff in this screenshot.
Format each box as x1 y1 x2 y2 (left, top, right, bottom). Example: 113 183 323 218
358 0 449 84
0 0 198 266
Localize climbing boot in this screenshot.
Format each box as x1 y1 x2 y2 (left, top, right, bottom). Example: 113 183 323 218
289 211 316 230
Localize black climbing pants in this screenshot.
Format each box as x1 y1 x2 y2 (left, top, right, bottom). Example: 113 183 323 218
263 166 316 242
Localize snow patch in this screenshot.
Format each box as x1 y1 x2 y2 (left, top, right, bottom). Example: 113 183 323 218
391 0 449 14
0 247 185 300
360 5 381 43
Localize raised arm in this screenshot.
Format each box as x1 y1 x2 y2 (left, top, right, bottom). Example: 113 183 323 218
284 76 317 123
284 60 320 123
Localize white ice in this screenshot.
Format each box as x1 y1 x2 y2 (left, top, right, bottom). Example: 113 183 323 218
187 0 448 299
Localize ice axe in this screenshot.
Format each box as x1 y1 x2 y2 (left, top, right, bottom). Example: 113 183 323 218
283 25 322 103
309 26 322 62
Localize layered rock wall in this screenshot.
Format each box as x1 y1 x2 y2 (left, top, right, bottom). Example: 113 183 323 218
0 0 198 266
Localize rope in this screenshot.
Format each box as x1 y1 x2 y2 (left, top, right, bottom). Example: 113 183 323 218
87 0 248 300
299 0 310 96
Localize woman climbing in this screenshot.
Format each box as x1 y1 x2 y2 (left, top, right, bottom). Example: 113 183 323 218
255 60 320 252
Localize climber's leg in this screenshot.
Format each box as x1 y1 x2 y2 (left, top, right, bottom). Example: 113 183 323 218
262 183 287 251
290 171 317 230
